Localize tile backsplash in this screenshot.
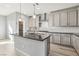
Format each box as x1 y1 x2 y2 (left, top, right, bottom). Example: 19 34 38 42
39 27 79 33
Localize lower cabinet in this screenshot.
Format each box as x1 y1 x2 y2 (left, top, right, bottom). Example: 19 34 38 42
71 35 79 55
52 34 60 44
71 35 77 48
51 33 79 55
60 34 71 46
51 33 71 46
75 37 79 54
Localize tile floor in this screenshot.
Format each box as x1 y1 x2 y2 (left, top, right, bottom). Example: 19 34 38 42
0 39 17 56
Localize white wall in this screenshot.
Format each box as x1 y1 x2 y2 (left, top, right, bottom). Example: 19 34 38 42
16 12 29 36
6 12 29 39
6 12 17 39
0 15 6 39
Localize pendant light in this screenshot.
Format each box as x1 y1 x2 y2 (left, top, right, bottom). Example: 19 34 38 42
32 3 39 32
33 3 39 19
19 3 22 21
33 3 36 19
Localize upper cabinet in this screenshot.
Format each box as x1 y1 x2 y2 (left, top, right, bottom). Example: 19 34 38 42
48 13 54 27
53 12 60 27
78 7 79 26
48 6 79 27
60 10 68 26
48 12 60 27
68 8 77 27
40 13 48 21
29 6 79 28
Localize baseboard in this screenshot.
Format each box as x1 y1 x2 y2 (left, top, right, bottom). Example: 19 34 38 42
15 48 30 56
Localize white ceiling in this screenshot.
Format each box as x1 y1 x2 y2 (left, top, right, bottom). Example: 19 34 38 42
0 3 79 16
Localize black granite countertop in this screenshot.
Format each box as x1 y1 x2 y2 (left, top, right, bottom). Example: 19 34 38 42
15 32 50 41
14 31 79 41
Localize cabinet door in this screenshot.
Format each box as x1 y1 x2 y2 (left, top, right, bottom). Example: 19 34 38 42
68 8 77 26
41 14 44 21
75 36 79 54
53 12 60 26
71 35 79 54
71 35 77 49
48 13 54 27
60 34 70 46
78 7 79 26
60 11 68 26
52 34 60 44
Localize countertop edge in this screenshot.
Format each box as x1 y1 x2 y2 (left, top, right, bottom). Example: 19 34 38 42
14 35 50 41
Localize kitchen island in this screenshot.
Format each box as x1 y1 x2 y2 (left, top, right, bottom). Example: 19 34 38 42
14 32 50 56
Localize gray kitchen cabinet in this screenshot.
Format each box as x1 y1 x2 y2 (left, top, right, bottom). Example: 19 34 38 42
60 10 68 26
76 37 79 54
41 13 48 21
48 13 54 27
71 35 79 54
71 35 77 48
46 13 49 21
75 36 79 54
60 34 71 46
41 14 44 21
78 7 79 26
52 34 60 44
48 6 78 27
68 8 77 26
53 12 60 26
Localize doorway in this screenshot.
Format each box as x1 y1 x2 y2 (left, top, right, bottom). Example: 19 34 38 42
19 21 23 36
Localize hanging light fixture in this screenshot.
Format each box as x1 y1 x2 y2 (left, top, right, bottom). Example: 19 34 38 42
32 3 39 19
33 3 36 19
32 3 39 32
19 2 22 21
